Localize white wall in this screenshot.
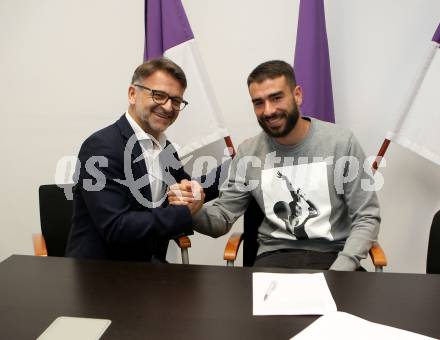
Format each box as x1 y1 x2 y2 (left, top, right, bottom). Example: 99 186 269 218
1 0 439 273
0 0 144 259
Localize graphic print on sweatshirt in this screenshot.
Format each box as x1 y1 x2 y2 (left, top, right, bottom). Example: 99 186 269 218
261 162 333 241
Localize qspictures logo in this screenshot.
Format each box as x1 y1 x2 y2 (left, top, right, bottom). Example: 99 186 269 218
54 135 386 207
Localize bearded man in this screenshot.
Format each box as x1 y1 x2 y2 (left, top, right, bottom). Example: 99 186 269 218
168 60 380 271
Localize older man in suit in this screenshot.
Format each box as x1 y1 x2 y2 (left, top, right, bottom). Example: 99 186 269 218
66 58 213 262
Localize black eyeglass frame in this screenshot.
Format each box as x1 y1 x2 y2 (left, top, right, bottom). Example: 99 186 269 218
133 84 188 111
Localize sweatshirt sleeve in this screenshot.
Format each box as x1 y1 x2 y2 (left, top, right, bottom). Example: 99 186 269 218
192 146 252 238
330 134 381 271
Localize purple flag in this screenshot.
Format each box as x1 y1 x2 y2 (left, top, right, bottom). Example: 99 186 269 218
433 23 440 43
294 0 335 123
143 0 229 157
144 0 194 60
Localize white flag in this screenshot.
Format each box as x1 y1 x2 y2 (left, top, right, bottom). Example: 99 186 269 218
386 24 440 166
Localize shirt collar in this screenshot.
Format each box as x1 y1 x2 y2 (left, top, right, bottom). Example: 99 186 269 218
125 111 167 149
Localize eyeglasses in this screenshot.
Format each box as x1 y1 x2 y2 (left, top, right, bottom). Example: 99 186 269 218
133 84 188 111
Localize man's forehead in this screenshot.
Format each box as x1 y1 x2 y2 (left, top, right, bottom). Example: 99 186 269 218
249 75 289 97
141 70 184 95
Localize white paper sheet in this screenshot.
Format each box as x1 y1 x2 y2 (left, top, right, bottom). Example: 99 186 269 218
252 272 337 315
37 316 111 340
291 312 437 340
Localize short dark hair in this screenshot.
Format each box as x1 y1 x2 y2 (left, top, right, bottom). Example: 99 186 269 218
131 57 187 89
247 60 296 89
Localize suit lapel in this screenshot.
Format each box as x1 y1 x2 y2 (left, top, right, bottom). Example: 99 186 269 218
116 115 153 204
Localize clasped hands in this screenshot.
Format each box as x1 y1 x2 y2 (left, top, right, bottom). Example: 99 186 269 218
167 179 205 215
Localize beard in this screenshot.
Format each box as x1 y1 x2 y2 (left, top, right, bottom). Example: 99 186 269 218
257 104 300 138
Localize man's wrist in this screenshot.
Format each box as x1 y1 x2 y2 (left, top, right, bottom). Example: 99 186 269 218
330 254 358 271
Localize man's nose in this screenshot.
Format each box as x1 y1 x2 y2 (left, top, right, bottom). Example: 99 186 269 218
161 98 174 112
263 101 276 116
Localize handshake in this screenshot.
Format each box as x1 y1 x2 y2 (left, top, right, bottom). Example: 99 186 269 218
167 179 205 216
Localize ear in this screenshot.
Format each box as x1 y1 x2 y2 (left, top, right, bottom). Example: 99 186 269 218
128 85 136 105
293 85 303 107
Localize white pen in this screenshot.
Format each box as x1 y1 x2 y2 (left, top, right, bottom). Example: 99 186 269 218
263 280 278 301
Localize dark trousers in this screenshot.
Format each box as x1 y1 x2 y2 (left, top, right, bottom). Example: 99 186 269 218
254 249 338 270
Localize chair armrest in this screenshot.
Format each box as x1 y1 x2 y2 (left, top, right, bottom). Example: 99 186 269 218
224 232 244 262
32 233 48 256
175 236 191 249
174 236 191 265
369 242 387 268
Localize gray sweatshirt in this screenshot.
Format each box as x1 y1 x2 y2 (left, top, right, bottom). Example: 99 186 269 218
193 118 380 271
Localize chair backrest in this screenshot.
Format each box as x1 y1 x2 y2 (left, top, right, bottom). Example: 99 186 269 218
243 198 264 266
39 184 73 257
426 210 440 274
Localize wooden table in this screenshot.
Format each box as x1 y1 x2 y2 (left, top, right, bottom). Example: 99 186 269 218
0 255 439 339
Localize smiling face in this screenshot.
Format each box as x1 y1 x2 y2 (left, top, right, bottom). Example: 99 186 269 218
128 70 184 139
248 75 302 139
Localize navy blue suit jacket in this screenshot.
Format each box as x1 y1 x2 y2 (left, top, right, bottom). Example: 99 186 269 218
66 115 218 262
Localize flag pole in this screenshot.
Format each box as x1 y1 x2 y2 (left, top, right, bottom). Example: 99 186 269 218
224 136 236 159
372 139 390 173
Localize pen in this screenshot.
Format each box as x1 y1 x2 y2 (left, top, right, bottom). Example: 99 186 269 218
263 280 277 301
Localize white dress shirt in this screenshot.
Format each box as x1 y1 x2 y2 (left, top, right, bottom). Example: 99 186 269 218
125 112 167 208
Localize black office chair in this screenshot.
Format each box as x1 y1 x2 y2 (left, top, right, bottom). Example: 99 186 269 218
32 184 192 263
223 197 387 271
426 210 440 274
33 184 73 256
